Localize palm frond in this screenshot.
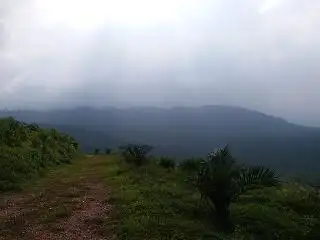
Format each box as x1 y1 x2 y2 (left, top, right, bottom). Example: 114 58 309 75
236 166 279 194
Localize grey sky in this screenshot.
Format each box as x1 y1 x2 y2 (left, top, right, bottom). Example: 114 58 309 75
0 0 320 126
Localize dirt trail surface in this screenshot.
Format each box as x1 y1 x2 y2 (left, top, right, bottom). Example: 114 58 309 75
0 156 116 240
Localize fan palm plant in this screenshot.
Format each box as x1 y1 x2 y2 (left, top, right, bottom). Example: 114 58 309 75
196 146 279 225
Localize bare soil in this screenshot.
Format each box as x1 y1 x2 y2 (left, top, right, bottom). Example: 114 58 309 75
0 156 116 240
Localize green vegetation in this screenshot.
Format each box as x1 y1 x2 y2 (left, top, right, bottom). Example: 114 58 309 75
3 106 320 175
158 156 176 170
0 156 110 239
1 116 320 239
179 157 203 173
196 146 279 228
105 157 214 239
0 117 80 191
120 144 153 166
3 151 319 239
103 149 320 239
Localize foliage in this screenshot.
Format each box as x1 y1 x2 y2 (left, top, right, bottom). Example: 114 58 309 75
196 146 279 226
2 151 320 239
0 117 80 191
2 106 320 175
120 144 153 166
158 157 176 170
231 184 320 239
103 155 320 239
105 157 214 239
179 157 204 172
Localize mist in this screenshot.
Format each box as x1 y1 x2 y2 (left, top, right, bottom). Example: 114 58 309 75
1 0 320 126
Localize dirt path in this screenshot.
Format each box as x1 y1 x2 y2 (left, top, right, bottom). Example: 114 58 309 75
0 156 116 240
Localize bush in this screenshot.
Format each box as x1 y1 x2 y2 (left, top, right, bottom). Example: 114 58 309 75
158 157 176 170
230 183 320 238
179 158 204 172
233 203 304 238
120 144 153 166
196 146 279 227
0 117 79 191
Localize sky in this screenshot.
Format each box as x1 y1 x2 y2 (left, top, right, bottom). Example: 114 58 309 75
0 0 320 126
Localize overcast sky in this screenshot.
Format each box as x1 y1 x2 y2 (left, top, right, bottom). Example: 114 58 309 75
0 0 320 126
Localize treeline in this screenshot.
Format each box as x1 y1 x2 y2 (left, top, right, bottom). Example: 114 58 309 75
0 117 80 191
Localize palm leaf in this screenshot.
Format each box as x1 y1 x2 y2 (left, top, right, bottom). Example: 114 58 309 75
236 166 279 195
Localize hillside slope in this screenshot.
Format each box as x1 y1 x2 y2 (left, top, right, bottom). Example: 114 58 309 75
0 117 79 191
2 154 320 239
1 106 319 174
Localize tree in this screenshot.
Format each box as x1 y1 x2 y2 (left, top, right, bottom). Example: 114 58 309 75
120 144 153 166
27 123 40 131
196 146 279 227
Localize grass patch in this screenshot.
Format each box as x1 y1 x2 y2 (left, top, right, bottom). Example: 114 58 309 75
103 157 214 239
102 155 320 239
0 117 81 192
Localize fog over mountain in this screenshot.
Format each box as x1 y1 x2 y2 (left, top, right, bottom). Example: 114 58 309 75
1 0 320 126
0 105 319 176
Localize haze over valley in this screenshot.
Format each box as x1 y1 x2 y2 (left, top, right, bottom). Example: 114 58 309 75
0 0 319 174
2 1 320 239
0 105 319 178
1 0 320 126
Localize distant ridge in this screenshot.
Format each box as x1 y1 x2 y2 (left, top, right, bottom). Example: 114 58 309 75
0 105 319 175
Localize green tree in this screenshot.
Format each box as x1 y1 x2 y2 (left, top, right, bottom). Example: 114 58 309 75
196 146 279 227
121 144 153 166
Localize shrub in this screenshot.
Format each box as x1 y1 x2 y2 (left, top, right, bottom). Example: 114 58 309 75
179 158 204 172
196 146 279 227
231 184 320 238
120 144 153 166
278 184 320 216
233 203 304 238
0 117 79 191
158 157 176 170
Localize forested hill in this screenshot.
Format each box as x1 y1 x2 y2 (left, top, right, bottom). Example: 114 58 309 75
0 105 319 175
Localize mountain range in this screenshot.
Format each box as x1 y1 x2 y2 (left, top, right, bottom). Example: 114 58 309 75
1 105 319 176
